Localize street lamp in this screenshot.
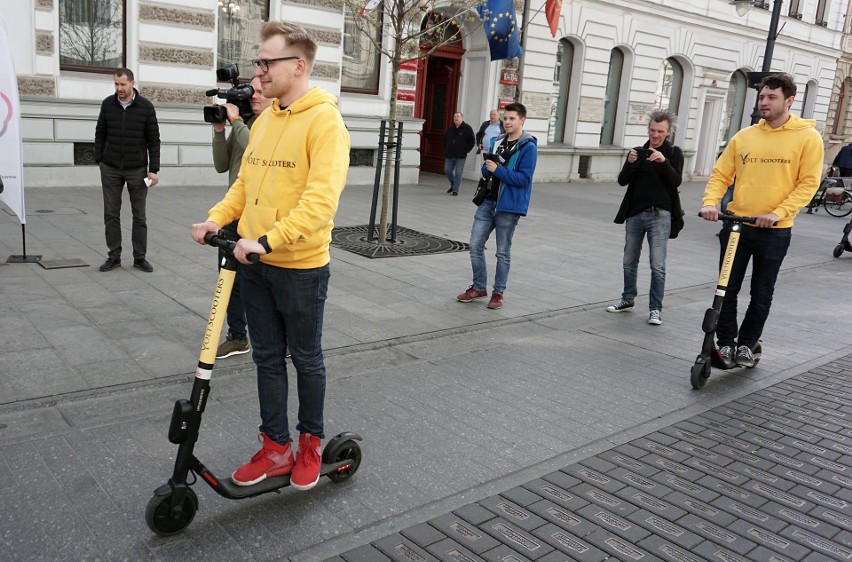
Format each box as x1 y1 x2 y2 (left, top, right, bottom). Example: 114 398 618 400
730 0 784 124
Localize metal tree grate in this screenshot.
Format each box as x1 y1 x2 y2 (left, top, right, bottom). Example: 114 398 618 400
331 225 469 259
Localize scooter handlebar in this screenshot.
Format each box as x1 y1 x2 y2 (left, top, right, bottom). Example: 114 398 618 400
697 212 757 223
203 231 261 263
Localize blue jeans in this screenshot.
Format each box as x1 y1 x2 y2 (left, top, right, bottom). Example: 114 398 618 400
622 208 671 311
717 225 791 350
219 220 247 340
239 262 329 443
444 157 466 193
469 198 520 294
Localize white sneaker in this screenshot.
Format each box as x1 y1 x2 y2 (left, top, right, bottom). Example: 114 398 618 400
648 310 662 325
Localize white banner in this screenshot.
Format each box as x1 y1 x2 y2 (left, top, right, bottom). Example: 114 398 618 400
0 16 26 225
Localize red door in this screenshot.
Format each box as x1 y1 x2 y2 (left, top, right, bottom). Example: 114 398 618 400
417 53 462 173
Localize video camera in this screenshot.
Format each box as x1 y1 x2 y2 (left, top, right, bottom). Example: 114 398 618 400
483 152 505 165
204 64 254 124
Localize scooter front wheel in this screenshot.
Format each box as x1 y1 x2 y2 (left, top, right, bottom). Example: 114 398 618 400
145 487 198 536
834 243 845 258
690 358 711 389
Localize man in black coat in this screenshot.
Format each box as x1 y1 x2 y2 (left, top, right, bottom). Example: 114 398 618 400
443 112 476 196
94 67 160 272
606 109 684 325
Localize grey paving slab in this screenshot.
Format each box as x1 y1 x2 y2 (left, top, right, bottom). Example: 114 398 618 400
5 178 852 560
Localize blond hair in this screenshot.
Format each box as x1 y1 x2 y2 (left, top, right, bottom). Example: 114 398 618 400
260 21 317 66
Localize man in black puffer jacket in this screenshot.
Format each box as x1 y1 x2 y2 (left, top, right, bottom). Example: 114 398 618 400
94 67 160 273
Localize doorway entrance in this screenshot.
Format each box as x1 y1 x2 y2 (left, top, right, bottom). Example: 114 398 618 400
416 17 464 174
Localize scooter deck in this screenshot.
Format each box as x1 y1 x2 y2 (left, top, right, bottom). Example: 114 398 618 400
206 460 350 499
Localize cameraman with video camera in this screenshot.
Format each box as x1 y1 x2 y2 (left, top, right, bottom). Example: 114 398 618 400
210 74 272 359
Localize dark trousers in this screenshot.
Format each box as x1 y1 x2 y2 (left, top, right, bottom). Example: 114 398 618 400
219 220 247 340
717 225 791 350
100 163 148 260
240 262 329 443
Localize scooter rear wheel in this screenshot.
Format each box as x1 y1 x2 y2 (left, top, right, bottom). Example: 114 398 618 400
325 440 362 483
145 487 198 536
690 358 711 389
834 243 845 258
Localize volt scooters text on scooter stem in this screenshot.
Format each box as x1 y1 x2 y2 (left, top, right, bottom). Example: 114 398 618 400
145 231 362 536
691 213 763 389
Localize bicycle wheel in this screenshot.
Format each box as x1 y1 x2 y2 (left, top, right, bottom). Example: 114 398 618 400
824 192 852 217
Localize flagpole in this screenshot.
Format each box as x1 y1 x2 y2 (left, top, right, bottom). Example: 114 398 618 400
515 0 531 101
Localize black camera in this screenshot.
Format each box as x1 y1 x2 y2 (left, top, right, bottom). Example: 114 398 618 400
483 152 505 164
204 64 254 124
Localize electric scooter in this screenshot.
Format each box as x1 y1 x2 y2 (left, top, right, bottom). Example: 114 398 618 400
145 232 362 536
690 214 762 389
833 216 852 257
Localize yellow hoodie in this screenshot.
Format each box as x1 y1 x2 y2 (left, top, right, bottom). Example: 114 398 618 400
703 114 824 228
207 87 350 268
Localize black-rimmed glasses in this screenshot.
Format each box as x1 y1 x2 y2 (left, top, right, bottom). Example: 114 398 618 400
251 56 299 72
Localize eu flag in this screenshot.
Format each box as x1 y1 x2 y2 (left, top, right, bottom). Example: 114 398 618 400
478 0 523 61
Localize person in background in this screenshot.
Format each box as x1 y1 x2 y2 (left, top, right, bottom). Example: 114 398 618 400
456 102 537 310
95 67 160 273
607 109 684 325
443 112 476 196
210 76 272 359
475 109 505 155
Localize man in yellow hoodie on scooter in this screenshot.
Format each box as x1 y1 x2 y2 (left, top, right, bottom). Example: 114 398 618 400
192 21 350 491
700 73 822 369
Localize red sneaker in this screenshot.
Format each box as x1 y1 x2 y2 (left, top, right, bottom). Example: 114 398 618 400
291 433 322 491
487 291 504 309
232 433 294 486
457 286 487 302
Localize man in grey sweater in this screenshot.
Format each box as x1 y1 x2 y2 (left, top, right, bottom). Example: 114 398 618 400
210 76 271 359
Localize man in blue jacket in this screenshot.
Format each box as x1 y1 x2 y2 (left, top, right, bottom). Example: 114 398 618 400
456 102 537 310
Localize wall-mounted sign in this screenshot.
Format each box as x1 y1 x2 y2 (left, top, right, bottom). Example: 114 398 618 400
399 59 418 71
627 102 656 125
500 69 519 85
498 98 515 110
397 89 416 102
520 93 552 119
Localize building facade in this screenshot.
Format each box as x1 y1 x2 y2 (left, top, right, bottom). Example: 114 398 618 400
4 0 845 187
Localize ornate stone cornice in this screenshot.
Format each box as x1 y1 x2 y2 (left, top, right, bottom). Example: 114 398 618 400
18 76 56 97
139 2 215 30
307 26 342 46
313 62 340 81
139 43 213 68
142 84 209 106
36 31 53 55
283 0 342 12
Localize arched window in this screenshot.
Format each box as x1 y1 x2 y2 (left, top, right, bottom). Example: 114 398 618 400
654 58 683 113
833 78 850 135
800 80 817 118
600 48 624 145
548 39 574 143
815 0 830 25
722 70 748 147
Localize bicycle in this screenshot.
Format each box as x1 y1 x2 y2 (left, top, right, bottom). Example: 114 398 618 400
806 167 852 217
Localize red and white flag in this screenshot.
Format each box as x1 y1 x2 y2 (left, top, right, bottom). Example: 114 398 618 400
359 0 380 16
545 0 562 38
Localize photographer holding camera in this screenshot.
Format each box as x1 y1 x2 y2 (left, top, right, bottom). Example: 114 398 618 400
210 75 272 359
456 102 537 311
607 109 684 325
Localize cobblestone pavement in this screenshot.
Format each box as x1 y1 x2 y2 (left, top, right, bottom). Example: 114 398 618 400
330 356 852 562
